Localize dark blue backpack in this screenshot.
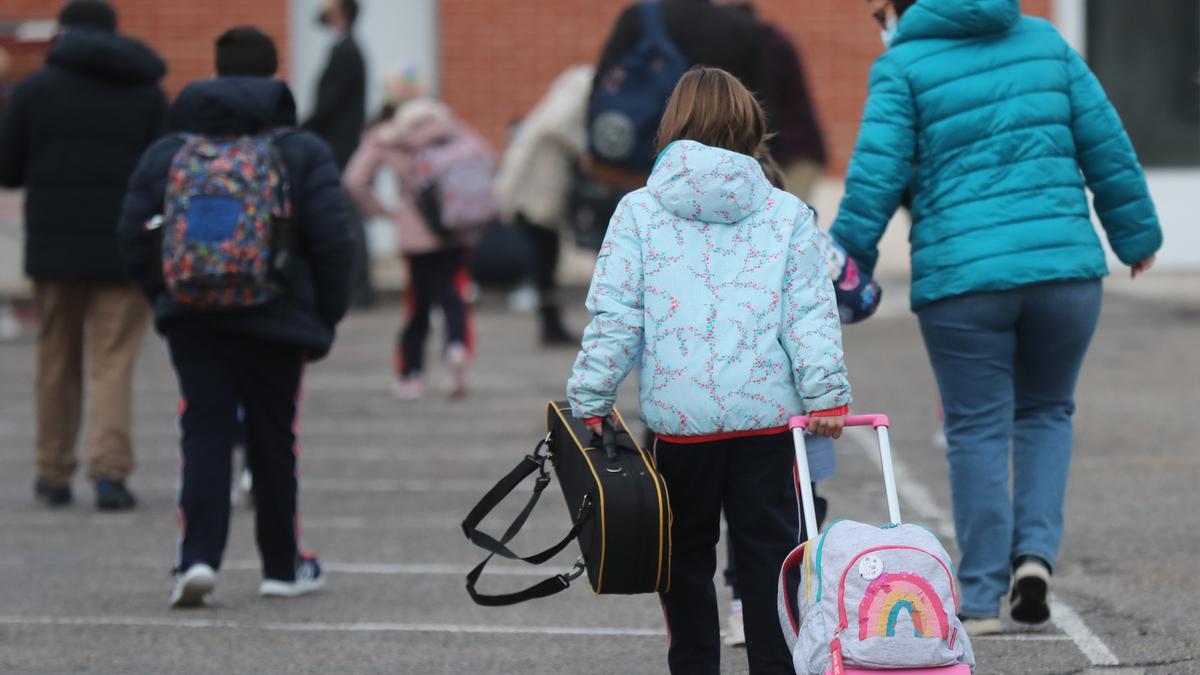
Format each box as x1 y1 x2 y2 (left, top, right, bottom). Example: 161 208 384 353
588 2 690 172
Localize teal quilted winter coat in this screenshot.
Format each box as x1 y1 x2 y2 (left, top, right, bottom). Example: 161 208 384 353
830 0 1162 310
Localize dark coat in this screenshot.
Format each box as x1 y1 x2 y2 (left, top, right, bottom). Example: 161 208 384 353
119 78 354 361
0 29 167 282
594 0 766 99
759 23 827 168
302 35 366 170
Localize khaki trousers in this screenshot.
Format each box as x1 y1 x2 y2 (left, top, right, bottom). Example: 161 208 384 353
34 281 149 485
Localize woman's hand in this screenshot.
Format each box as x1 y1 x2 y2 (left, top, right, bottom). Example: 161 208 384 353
1131 255 1155 279
809 415 845 439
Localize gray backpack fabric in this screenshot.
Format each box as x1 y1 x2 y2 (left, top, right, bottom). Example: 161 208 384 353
778 519 975 673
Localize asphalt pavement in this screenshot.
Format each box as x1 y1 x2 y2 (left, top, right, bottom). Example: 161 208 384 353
0 285 1197 674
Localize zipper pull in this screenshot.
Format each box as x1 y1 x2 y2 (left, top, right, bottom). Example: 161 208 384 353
829 636 844 675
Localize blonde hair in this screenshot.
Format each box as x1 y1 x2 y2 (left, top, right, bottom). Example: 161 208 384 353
656 67 771 163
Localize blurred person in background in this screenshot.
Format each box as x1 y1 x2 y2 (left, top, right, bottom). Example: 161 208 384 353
305 0 372 307
494 65 594 347
832 0 1162 635
595 0 763 109
0 0 166 511
344 98 495 400
588 0 765 191
305 0 366 170
722 2 828 202
0 46 11 113
119 26 353 607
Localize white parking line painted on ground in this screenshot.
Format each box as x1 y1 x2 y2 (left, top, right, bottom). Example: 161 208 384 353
844 430 1121 667
0 513 568 532
1049 599 1120 666
972 634 1071 642
0 615 665 638
844 431 956 539
0 446 523 463
0 556 563 578
129 477 499 493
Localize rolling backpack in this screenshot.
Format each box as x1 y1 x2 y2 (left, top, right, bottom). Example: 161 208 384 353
461 402 671 605
411 131 497 240
779 415 975 675
160 132 292 309
587 2 690 172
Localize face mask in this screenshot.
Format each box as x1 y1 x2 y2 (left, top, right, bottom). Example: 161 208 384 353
879 12 899 48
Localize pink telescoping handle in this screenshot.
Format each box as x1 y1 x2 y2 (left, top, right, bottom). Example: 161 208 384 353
789 414 901 539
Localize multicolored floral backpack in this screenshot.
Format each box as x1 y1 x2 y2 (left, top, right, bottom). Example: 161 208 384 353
161 133 292 309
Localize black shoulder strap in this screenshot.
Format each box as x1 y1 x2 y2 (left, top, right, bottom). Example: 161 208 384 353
461 435 593 606
466 555 586 607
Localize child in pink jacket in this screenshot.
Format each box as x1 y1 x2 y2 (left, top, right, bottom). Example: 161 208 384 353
344 99 494 399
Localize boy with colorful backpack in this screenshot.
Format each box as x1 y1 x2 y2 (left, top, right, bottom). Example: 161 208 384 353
118 27 354 607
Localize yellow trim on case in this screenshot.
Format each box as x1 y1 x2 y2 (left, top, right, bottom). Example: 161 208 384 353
614 407 669 592
553 403 608 594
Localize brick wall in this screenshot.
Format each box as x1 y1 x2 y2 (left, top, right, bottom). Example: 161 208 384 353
0 0 289 95
440 0 1052 174
4 0 1053 174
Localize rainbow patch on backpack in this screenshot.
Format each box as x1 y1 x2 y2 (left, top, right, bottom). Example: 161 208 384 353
858 572 949 640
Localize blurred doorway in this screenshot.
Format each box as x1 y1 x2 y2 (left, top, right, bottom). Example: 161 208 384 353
288 0 439 123
1055 0 1200 269
288 0 439 263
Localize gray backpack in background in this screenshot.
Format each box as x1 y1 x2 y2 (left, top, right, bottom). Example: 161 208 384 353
778 415 975 674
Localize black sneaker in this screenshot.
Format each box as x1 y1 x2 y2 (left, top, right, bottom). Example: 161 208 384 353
95 479 137 511
259 555 325 598
34 479 72 507
1010 556 1052 625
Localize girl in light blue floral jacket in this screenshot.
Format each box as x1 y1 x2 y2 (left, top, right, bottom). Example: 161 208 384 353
566 67 851 674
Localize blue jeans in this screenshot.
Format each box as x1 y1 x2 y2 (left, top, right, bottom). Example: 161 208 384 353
918 280 1102 616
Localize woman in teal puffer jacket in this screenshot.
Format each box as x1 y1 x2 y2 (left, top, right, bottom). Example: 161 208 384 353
831 0 1162 634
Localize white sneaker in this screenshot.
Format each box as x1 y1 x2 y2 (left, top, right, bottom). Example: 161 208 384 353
231 462 252 508
260 556 325 598
391 377 424 401
169 563 216 609
724 604 746 647
960 615 1005 636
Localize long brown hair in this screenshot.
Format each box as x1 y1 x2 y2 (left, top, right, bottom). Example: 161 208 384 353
656 67 771 163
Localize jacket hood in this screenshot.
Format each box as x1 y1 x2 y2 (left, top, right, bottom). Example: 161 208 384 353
647 141 771 225
378 97 456 145
46 29 165 84
893 0 1020 45
169 78 298 135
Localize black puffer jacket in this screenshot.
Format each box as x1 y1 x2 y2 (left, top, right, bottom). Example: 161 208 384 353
119 78 354 361
0 29 167 281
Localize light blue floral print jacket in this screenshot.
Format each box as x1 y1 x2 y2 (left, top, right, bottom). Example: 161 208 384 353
567 140 852 437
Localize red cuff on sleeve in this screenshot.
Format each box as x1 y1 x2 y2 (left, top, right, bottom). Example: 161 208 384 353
583 417 605 427
810 405 850 418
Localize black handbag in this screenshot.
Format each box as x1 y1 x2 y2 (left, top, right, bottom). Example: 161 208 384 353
462 401 672 606
469 221 533 289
